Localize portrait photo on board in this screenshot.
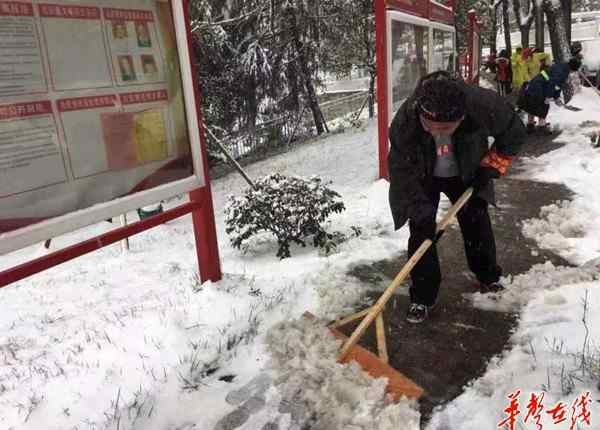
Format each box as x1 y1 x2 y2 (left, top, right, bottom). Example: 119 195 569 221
136 22 152 48
112 21 128 40
118 55 137 82
141 55 158 80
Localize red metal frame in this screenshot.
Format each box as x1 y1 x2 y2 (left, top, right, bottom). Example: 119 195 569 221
461 10 482 84
183 0 222 283
1 202 201 287
376 0 456 180
467 10 482 85
386 0 428 19
428 1 454 26
376 0 389 180
0 0 222 288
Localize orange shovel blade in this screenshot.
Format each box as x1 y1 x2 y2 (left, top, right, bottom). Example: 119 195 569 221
303 312 424 402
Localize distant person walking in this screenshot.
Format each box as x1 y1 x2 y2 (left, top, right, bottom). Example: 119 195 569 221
495 49 512 96
530 48 551 78
511 47 528 91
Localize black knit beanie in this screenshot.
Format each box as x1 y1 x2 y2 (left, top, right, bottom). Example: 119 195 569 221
415 72 466 122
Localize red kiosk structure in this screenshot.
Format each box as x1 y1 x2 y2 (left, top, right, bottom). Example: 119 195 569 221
375 0 482 180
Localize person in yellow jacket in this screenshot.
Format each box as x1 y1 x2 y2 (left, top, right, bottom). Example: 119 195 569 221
528 48 552 80
522 48 536 82
511 47 529 90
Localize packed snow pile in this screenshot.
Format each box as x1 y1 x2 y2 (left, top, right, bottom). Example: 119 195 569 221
472 259 600 312
265 318 420 430
522 199 588 258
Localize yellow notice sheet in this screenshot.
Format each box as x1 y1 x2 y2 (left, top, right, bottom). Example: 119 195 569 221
133 109 167 163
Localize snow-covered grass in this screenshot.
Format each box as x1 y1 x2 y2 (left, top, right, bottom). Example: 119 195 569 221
1 118 416 429
3 86 600 429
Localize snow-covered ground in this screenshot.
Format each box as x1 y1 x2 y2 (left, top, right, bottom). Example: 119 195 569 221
428 86 600 430
2 87 600 429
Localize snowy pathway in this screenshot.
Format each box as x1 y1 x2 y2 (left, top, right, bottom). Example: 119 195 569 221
2 87 600 429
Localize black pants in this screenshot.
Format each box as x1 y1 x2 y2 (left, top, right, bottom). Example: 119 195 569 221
408 176 502 306
497 80 511 96
517 86 550 119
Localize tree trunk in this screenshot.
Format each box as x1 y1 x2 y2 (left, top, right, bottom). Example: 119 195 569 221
270 0 275 33
362 0 375 119
289 11 327 135
513 0 534 48
490 2 499 54
368 69 376 118
561 0 571 45
535 2 545 51
245 77 258 146
543 0 574 101
286 52 301 114
502 0 512 54
543 1 570 63
520 28 530 48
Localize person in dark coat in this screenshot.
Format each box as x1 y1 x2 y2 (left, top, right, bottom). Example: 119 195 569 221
388 71 526 324
495 49 512 96
517 57 582 134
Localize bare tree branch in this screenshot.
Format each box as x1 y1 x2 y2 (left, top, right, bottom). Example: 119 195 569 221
191 4 267 33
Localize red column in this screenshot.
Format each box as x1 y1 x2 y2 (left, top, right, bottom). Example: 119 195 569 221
183 0 222 282
189 187 221 282
468 10 476 84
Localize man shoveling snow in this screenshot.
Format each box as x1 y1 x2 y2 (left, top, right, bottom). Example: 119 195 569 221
388 71 527 324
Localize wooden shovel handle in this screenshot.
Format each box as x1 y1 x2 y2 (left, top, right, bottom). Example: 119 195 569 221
338 187 474 362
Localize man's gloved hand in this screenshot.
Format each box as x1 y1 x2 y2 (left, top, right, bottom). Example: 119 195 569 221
410 201 437 240
471 166 501 193
554 97 564 107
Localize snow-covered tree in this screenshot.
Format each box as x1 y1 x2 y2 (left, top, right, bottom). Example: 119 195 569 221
455 0 497 50
190 0 330 140
319 0 377 118
488 0 501 53
573 0 600 10
501 0 512 54
190 0 275 142
512 0 535 47
276 0 329 135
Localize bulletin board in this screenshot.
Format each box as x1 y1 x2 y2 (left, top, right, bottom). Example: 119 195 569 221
0 0 207 254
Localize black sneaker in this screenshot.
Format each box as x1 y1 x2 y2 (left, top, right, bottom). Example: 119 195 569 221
478 282 505 294
406 303 434 324
537 124 554 136
526 123 536 134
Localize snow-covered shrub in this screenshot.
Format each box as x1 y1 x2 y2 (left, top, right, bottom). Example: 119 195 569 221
224 174 346 258
332 115 365 134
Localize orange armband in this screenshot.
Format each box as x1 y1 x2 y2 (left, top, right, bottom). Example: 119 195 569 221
480 149 514 176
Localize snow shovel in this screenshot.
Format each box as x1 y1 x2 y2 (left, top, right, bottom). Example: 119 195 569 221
579 71 600 100
305 187 474 402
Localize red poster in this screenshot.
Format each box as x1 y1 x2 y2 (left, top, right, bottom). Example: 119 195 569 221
101 112 138 170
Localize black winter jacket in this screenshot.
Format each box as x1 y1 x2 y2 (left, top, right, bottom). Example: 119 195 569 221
388 83 526 230
525 62 571 100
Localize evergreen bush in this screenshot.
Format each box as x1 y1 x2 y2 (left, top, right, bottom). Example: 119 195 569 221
225 174 345 258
